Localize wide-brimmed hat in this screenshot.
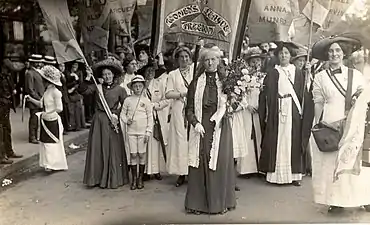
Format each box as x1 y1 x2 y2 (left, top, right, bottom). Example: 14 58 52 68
92 58 123 77
312 34 362 61
44 55 57 65
127 75 146 90
116 44 133 54
38 65 62 86
28 54 43 63
244 47 267 61
291 48 309 62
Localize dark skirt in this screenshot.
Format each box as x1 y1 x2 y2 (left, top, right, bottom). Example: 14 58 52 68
40 119 60 143
185 115 236 214
83 111 129 189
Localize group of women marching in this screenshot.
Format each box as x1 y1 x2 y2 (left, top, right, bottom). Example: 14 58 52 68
28 33 370 216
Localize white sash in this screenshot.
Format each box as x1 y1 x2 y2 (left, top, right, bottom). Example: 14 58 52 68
276 67 302 116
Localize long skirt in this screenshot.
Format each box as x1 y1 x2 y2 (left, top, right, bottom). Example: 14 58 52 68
185 115 236 214
311 136 370 207
38 116 68 170
83 111 129 189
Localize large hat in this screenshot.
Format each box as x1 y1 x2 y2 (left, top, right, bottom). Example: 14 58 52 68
312 34 362 61
92 58 123 77
244 47 267 61
291 47 309 62
38 65 62 86
28 54 43 63
127 75 146 90
44 55 57 65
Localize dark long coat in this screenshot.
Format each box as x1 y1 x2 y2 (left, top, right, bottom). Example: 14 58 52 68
258 67 306 174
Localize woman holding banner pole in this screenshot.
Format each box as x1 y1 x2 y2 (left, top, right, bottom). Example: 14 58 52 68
165 46 194 187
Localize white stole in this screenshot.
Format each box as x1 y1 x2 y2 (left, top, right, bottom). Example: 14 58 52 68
188 73 227 171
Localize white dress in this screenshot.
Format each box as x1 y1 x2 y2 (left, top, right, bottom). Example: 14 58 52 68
145 75 170 174
266 65 302 184
165 64 194 175
38 85 68 171
237 78 262 175
311 65 370 207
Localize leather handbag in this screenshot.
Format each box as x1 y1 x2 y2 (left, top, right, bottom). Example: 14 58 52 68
312 69 353 153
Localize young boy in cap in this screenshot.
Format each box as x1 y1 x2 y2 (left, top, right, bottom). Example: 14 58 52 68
121 75 153 190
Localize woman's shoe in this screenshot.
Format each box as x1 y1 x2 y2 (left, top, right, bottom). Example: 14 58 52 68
363 205 370 212
292 181 301 187
176 175 185 187
154 173 162 180
328 206 344 213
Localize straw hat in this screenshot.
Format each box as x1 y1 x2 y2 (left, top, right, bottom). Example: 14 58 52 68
127 75 146 90
244 47 267 61
38 65 62 86
92 58 123 77
312 34 361 61
44 55 57 65
28 54 43 63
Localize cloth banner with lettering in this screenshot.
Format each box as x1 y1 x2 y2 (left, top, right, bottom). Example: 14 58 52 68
156 0 247 58
37 0 84 64
247 0 300 44
80 0 111 53
108 0 136 35
290 0 354 46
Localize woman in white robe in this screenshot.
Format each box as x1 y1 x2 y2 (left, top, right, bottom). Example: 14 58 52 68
137 58 170 180
237 47 265 177
26 65 68 172
165 46 194 186
311 36 370 213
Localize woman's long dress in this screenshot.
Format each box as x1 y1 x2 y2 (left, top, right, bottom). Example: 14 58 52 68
237 83 262 175
259 65 304 184
185 72 236 214
38 85 68 170
83 83 129 189
311 66 370 207
145 75 170 174
165 65 194 175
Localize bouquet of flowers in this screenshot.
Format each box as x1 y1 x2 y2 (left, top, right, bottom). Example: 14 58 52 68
221 58 252 115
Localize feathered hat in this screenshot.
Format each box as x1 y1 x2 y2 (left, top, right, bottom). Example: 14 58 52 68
38 65 62 86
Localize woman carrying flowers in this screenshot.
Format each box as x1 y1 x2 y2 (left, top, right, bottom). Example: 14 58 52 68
237 47 266 178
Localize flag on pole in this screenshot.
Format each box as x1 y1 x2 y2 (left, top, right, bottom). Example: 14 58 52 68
154 0 250 59
108 0 136 35
80 0 111 53
37 0 84 64
247 0 300 44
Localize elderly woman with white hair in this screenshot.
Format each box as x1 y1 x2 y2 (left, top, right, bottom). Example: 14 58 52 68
185 45 236 215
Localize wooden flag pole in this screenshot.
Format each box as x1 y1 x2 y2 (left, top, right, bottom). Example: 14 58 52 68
301 0 316 117
59 8 119 133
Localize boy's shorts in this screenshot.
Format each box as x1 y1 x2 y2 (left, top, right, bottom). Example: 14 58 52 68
128 135 147 154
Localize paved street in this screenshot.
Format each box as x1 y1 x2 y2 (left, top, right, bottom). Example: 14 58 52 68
1 149 370 225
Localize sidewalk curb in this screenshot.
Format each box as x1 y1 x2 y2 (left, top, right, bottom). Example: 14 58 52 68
0 131 89 181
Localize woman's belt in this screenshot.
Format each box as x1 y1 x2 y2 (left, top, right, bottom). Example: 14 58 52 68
42 112 59 121
278 94 292 99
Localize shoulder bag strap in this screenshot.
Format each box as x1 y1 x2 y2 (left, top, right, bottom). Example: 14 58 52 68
319 69 354 121
325 70 346 97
